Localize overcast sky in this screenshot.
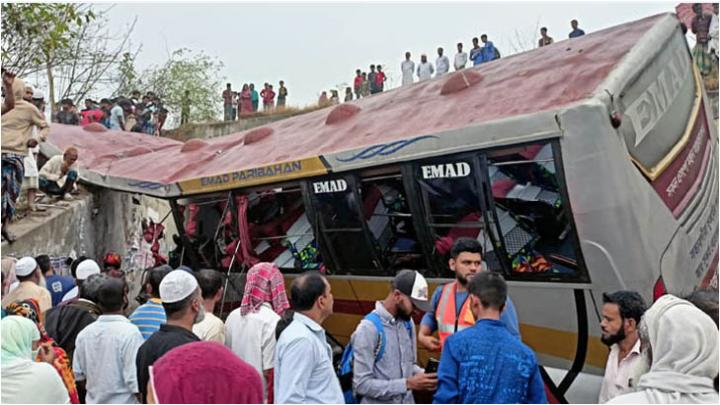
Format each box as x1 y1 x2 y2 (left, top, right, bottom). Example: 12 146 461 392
103 1 677 108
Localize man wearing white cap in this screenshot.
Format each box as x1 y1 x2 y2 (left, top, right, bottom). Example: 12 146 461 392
1 256 51 312
348 270 438 403
135 269 203 403
61 259 101 303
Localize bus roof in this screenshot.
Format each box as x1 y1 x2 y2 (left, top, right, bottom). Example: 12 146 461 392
46 13 672 198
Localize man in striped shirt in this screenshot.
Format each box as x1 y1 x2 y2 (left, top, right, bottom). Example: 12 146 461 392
130 265 172 339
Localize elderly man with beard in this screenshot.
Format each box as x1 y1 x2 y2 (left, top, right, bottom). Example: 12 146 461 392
418 238 519 353
608 294 719 404
349 270 438 403
598 291 647 403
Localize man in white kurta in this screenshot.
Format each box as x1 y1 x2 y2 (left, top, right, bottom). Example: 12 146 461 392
417 54 434 82
435 47 450 76
401 52 415 86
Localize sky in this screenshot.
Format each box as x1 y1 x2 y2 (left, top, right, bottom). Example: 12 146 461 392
103 1 677 108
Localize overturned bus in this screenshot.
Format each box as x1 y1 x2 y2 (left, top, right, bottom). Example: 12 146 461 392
46 12 718 402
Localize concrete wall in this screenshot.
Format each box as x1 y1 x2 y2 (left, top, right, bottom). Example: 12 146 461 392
3 193 97 260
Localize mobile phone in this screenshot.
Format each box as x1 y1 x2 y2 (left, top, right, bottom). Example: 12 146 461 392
425 357 439 374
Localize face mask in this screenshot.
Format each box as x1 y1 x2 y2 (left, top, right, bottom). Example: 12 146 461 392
193 303 206 324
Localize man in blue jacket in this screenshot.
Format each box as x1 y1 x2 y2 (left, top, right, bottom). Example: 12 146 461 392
433 272 547 404
479 34 499 63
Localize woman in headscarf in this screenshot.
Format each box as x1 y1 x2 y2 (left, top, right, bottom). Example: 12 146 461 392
609 294 719 404
239 84 253 116
147 341 263 404
5 299 79 403
224 262 290 403
1 316 70 404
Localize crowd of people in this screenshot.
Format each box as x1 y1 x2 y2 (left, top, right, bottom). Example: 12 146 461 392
222 81 289 121
0 72 87 242
50 90 169 136
0 236 717 404
320 19 587 106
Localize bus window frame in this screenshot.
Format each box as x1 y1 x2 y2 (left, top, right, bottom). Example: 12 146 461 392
479 139 591 284
402 152 497 278
356 165 433 274
303 174 386 276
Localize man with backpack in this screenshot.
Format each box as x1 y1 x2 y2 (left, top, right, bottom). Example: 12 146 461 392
343 270 437 403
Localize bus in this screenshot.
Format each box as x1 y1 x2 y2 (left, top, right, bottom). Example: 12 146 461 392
46 12 718 402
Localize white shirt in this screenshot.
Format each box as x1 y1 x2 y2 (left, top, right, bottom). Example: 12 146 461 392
417 62 434 81
274 312 344 404
225 303 280 377
435 55 450 76
401 60 415 86
193 311 225 343
23 145 39 177
710 14 719 52
598 339 642 403
39 154 76 183
2 361 70 404
454 52 468 70
73 314 145 404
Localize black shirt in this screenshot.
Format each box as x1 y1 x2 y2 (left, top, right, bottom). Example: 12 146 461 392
135 323 200 402
45 299 100 362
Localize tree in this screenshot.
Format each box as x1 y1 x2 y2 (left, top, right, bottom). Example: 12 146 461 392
1 3 95 75
139 48 224 126
116 52 140 98
507 19 542 54
2 4 136 113
50 11 138 108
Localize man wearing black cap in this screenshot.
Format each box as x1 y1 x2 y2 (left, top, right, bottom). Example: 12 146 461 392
349 269 437 403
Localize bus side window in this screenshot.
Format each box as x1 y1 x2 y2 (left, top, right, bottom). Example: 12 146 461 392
414 158 501 276
486 142 581 277
360 175 426 272
309 176 382 275
246 188 321 272
177 198 226 269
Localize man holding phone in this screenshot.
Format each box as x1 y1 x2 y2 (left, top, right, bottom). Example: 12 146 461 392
349 270 437 403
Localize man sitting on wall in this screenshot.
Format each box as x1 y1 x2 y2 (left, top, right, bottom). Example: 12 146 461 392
39 147 78 200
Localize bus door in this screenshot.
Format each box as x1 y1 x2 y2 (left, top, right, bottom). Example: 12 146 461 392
357 170 430 273
304 175 383 275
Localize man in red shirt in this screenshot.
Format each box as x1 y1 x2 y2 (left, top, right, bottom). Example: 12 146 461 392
260 83 276 112
80 99 104 126
353 69 363 99
375 65 387 93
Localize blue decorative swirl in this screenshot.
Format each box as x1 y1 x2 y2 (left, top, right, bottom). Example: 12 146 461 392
336 135 438 162
127 181 166 190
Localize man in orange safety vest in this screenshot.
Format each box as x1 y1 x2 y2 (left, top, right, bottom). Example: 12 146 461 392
418 237 520 352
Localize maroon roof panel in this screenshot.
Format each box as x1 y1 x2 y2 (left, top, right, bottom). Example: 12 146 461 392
47 13 667 189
